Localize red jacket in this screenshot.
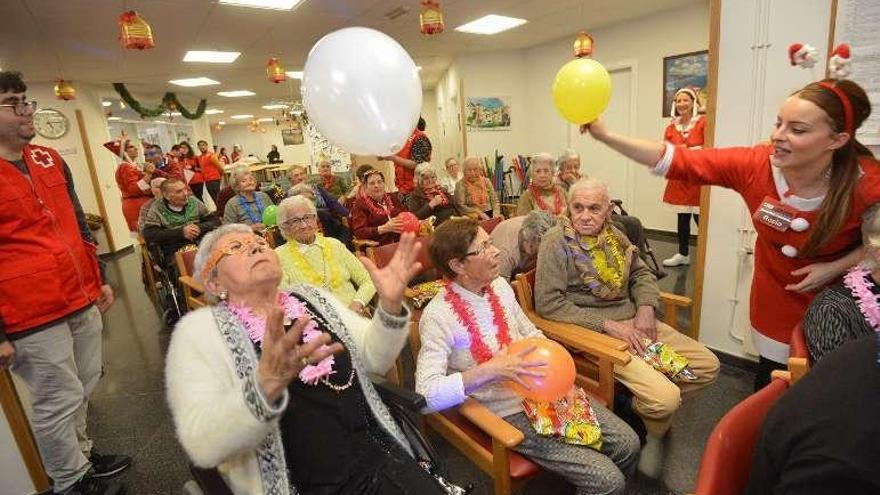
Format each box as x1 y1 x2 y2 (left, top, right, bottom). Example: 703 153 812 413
662 116 706 207
0 145 103 335
198 152 223 181
115 162 152 232
668 144 880 346
394 129 429 194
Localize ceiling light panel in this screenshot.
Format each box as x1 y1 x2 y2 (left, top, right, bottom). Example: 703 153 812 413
219 0 303 10
262 104 288 110
205 109 225 115
285 71 303 79
231 114 254 119
217 90 256 97
183 50 241 63
257 117 274 122
455 15 527 35
169 77 221 87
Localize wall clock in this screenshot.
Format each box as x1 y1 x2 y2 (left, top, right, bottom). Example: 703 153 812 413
33 108 70 139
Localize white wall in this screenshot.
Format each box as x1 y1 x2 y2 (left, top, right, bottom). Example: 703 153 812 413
421 90 439 148
29 83 133 252
433 62 464 165
438 1 709 231
698 0 832 359
212 124 310 167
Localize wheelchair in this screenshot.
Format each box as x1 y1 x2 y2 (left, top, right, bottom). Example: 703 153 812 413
182 376 471 495
611 199 667 280
143 241 188 328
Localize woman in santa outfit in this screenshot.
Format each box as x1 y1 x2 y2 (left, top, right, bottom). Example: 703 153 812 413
581 74 879 389
661 87 706 267
107 138 156 232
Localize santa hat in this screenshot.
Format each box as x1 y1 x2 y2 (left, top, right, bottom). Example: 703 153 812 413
670 87 702 119
828 44 851 80
103 139 125 157
788 43 818 68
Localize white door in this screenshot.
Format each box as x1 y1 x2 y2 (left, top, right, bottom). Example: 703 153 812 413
568 66 634 206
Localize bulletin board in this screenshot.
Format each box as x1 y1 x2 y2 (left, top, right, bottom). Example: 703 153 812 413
834 0 880 144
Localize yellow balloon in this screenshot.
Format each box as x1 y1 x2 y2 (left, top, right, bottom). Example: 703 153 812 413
552 58 612 124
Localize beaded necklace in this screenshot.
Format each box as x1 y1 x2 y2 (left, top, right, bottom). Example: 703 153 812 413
237 193 265 224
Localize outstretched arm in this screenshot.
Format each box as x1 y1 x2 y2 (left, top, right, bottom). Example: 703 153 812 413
581 119 666 168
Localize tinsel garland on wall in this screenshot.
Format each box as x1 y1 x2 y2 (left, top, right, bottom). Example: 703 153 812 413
112 83 207 119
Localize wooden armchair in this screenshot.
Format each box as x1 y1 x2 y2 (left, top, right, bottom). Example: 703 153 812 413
137 234 159 302
511 270 632 407
787 323 810 384
689 370 791 495
175 245 207 311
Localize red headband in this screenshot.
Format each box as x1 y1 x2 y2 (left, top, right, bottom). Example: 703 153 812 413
817 81 855 136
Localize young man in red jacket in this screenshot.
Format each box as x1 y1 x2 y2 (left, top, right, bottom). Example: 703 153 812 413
0 71 129 495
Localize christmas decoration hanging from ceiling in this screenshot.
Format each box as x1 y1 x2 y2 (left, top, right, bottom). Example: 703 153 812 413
112 83 207 119
573 31 593 58
267 58 286 84
419 0 444 36
54 79 76 100
119 11 155 50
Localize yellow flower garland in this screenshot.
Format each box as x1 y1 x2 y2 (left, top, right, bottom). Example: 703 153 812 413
285 236 343 290
584 232 625 290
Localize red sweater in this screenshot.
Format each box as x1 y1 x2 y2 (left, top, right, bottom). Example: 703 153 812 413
668 144 880 345
350 193 406 245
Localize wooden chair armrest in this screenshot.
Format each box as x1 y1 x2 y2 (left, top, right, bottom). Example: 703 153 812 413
660 292 692 307
353 239 380 248
770 370 792 383
457 398 524 449
526 312 631 365
179 275 205 294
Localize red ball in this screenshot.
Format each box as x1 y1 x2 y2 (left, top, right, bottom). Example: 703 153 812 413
507 337 576 403
397 212 420 234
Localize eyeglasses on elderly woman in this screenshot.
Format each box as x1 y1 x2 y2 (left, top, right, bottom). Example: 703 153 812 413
281 213 317 229
199 233 269 281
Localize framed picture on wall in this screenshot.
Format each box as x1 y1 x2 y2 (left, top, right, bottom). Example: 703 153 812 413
662 50 709 117
466 96 511 131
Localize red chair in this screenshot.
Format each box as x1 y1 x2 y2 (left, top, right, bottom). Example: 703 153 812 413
480 216 503 234
175 245 207 311
691 372 791 495
788 323 810 384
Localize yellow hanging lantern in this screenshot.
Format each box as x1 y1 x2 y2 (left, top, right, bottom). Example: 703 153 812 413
54 79 76 100
419 0 444 36
573 31 594 58
119 11 155 50
267 58 286 84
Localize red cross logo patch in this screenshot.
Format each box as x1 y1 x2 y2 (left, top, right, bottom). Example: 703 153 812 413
30 149 56 168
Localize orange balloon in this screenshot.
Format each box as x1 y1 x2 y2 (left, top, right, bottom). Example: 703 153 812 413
507 337 576 402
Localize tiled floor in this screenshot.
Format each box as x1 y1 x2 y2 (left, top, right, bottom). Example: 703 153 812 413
84 234 752 494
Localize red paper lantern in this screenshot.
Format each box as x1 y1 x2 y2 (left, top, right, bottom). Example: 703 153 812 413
119 11 155 50
54 79 76 101
419 0 444 36
573 31 594 58
266 58 286 84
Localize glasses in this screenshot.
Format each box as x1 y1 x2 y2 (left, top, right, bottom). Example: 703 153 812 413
199 234 269 281
0 100 37 116
464 239 495 259
281 213 316 229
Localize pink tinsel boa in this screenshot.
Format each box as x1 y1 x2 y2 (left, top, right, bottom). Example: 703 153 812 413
226 292 337 385
843 266 880 331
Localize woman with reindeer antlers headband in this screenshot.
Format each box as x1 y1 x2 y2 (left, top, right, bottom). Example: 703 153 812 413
579 43 880 389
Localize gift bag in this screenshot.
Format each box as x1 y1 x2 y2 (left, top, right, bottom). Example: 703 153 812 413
522 386 602 450
641 338 697 380
408 280 444 308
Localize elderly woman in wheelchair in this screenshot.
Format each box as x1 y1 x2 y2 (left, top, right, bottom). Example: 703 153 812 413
165 224 464 494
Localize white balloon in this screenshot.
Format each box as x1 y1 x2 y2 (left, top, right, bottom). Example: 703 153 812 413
302 27 423 156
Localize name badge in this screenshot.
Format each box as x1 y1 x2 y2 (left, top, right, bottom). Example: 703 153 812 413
753 196 795 232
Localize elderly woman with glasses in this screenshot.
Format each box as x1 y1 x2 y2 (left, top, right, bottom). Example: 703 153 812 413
223 169 273 230
165 224 456 494
416 218 640 495
454 157 499 219
405 163 471 226
276 196 375 315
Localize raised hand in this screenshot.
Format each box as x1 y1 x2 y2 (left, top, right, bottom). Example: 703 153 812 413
358 232 423 314
257 306 344 403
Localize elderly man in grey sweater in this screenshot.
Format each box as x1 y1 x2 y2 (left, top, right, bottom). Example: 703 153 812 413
535 178 719 438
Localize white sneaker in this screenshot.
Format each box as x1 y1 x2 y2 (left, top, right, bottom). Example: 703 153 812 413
662 253 691 267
